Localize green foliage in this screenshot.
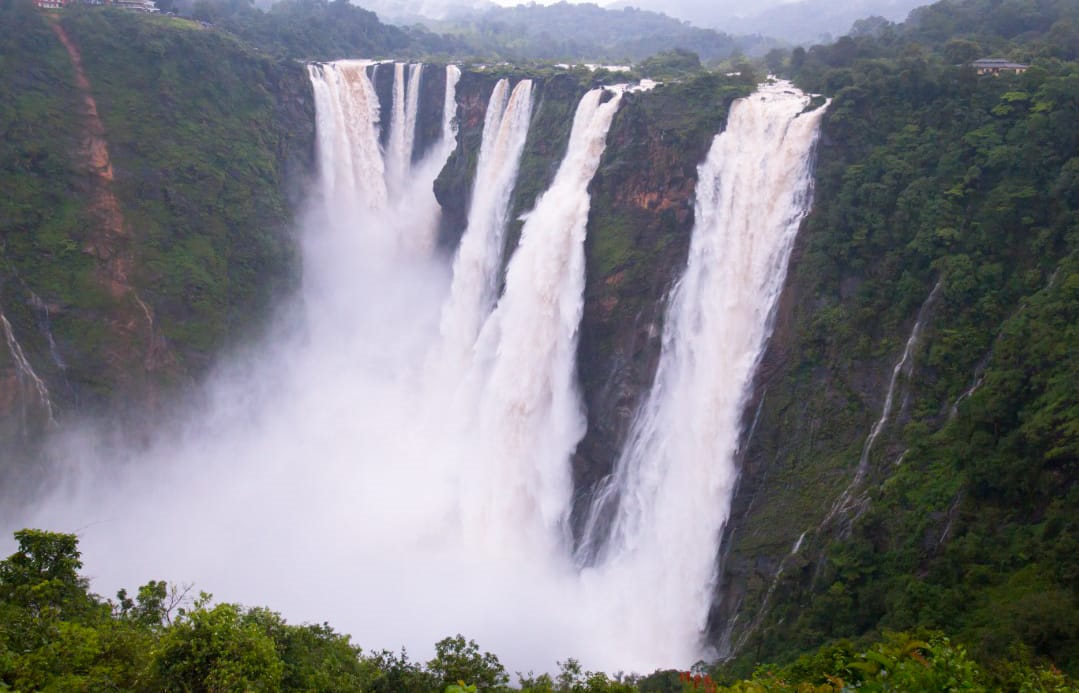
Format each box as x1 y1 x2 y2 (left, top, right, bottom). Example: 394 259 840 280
711 631 1079 691
715 0 1079 679
518 658 639 693
637 49 702 80
413 2 773 65
188 0 447 60
0 4 307 423
1 530 1075 692
428 635 509 691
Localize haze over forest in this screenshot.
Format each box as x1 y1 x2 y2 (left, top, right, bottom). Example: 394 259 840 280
353 0 931 47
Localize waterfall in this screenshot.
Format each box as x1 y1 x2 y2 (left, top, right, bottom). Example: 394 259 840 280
436 79 534 374
1 309 57 430
576 82 828 661
387 62 407 189
823 279 942 526
442 65 461 153
453 86 624 554
17 68 833 674
308 60 456 254
307 61 387 214
386 63 423 194
854 280 941 482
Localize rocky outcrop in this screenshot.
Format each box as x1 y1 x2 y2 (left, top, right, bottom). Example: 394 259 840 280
571 75 750 537
433 70 501 250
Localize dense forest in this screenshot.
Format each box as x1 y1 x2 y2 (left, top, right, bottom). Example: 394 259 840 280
0 0 310 474
707 0 1079 681
183 0 470 60
169 0 774 64
1 530 1071 691
396 3 776 64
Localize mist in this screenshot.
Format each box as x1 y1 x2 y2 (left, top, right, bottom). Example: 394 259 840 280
2 59 827 677
1 64 682 676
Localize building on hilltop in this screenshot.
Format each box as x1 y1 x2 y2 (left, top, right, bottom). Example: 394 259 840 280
972 58 1029 75
111 0 159 11
33 0 158 10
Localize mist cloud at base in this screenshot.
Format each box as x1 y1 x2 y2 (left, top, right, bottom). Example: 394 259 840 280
1 164 697 676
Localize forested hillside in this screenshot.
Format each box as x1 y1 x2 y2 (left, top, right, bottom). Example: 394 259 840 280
184 0 469 60
710 0 1079 678
176 0 773 65
0 0 312 470
401 2 776 63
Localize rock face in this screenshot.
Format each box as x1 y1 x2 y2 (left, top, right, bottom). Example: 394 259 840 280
433 71 502 250
431 75 752 542
572 75 750 538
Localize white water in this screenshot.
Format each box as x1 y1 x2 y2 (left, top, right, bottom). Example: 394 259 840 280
823 279 941 525
577 81 827 662
386 62 424 195
8 74 828 674
436 78 534 376
307 60 387 215
440 65 462 158
855 280 941 479
458 86 623 554
1 309 57 430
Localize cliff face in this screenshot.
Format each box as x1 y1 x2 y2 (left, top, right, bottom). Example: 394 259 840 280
708 57 1079 671
572 75 750 535
0 4 314 473
7 13 1073 667
433 70 502 250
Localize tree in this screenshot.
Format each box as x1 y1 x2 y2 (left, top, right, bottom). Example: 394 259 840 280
428 635 509 691
153 596 285 692
638 48 702 80
0 529 93 618
944 38 983 64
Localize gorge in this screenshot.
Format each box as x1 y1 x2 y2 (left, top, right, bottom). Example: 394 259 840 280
2 0 1078 683
5 53 825 671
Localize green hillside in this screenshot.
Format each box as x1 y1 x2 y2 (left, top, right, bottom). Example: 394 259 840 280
709 0 1079 678
0 0 311 446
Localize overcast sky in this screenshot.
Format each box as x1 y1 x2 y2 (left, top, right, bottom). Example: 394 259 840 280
359 0 924 44
485 0 796 17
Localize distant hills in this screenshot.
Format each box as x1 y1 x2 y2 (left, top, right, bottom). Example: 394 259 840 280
354 0 780 61
360 0 932 49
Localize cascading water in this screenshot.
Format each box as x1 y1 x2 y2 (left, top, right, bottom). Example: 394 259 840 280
576 82 828 663
12 66 831 675
1 309 57 432
307 61 387 214
459 86 624 554
822 279 941 527
436 78 534 375
439 65 461 160
386 62 424 195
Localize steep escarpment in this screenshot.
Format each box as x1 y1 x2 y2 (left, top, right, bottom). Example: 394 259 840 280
433 69 593 253
430 66 757 551
572 75 751 531
709 46 1079 672
433 70 502 250
0 3 313 470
